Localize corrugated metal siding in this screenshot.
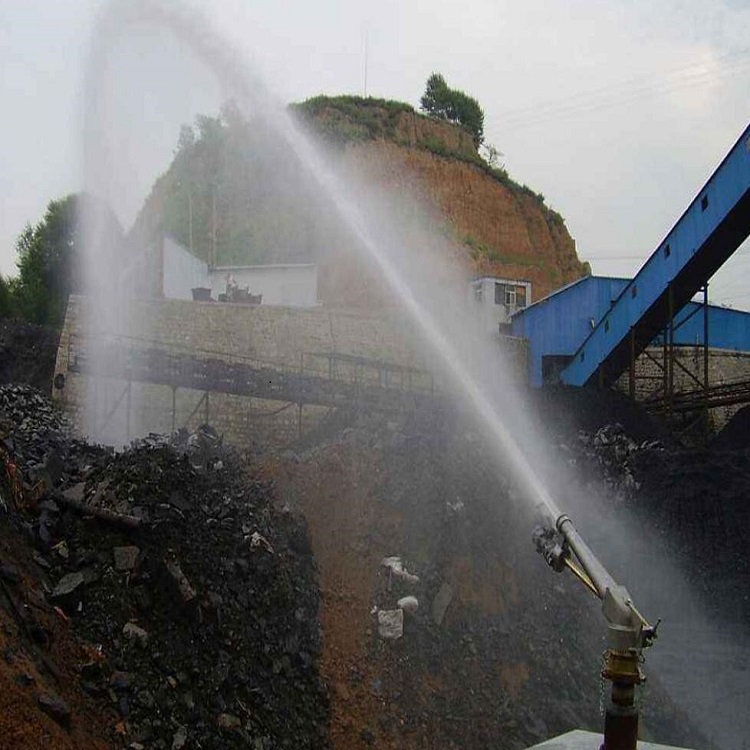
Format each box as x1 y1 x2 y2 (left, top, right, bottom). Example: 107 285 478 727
510 277 628 386
560 123 750 386
511 277 750 387
671 302 750 350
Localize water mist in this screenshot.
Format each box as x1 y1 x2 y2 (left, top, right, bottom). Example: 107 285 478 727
79 2 747 747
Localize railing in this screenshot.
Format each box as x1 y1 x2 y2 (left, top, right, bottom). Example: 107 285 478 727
65 332 437 412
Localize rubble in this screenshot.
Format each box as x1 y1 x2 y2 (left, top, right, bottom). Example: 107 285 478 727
376 609 404 640
51 571 85 600
37 692 72 728
572 422 663 499
381 556 419 585
113 546 140 571
0 383 330 749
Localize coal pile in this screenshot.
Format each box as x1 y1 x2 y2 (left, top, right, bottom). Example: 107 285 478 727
711 404 750 451
1 385 329 749
0 384 73 492
572 423 664 500
0 320 59 391
544 392 750 623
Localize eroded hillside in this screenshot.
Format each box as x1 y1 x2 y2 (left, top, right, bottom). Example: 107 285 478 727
295 98 586 303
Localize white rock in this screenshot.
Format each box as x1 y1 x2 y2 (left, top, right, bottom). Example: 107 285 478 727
397 596 419 614
381 556 419 584
377 608 404 640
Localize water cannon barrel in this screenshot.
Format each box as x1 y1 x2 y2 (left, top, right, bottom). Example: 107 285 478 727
555 514 618 602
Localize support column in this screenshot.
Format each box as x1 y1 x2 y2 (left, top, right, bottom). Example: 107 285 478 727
126 381 132 443
703 283 710 438
667 284 675 414
628 329 636 400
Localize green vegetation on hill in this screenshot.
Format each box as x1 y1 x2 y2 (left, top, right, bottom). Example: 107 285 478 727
131 95 570 285
136 101 324 267
291 95 414 144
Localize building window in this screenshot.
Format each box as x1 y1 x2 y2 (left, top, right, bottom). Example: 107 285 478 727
495 283 506 305
495 281 528 309
516 285 527 308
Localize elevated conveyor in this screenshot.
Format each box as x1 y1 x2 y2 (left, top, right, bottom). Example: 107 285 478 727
561 123 750 388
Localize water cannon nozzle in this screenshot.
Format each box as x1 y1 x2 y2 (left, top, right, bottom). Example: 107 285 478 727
532 525 568 573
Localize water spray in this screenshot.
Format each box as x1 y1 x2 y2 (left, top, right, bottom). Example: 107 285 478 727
84 4 664 744
534 515 660 750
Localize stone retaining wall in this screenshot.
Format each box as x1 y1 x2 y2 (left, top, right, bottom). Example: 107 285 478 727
615 346 750 428
54 296 528 454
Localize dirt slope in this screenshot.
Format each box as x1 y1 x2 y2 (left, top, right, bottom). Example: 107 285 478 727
266 404 697 750
298 100 586 306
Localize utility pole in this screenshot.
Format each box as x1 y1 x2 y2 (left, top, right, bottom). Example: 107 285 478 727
211 183 217 269
362 28 369 98
188 189 194 256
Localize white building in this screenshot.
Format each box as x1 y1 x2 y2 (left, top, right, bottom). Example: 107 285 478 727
161 236 318 308
470 276 531 335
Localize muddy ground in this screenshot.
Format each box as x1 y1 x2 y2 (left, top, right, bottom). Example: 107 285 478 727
269 392 735 750
1 320 748 749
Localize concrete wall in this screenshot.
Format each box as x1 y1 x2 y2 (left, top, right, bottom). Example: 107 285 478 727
54 296 528 455
470 277 531 336
161 236 318 307
162 236 209 300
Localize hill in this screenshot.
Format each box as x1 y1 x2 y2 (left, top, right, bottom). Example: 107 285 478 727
130 97 588 305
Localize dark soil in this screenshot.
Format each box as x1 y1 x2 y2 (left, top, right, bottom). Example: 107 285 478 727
0 384 329 749
2 361 747 749
0 320 59 392
270 403 702 750
711 403 750 450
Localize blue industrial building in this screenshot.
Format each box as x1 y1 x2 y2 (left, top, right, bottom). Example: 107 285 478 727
511 275 750 387
553 123 750 388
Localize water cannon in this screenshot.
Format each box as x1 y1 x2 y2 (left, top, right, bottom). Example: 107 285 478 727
533 514 660 750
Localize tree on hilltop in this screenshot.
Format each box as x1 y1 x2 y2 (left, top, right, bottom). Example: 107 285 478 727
420 72 485 148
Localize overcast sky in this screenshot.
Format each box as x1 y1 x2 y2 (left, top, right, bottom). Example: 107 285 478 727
1 0 748 306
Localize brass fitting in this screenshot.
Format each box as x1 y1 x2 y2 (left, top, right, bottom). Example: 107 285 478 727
602 647 644 687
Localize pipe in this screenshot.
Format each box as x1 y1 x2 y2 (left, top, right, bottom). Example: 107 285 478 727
534 513 657 750
556 515 617 602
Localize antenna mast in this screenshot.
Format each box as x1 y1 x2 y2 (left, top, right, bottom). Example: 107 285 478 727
363 28 368 97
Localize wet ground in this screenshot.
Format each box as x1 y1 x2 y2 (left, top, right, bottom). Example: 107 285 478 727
269 400 708 750
1 320 748 749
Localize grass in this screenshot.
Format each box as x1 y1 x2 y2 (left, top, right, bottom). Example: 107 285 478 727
464 235 545 268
